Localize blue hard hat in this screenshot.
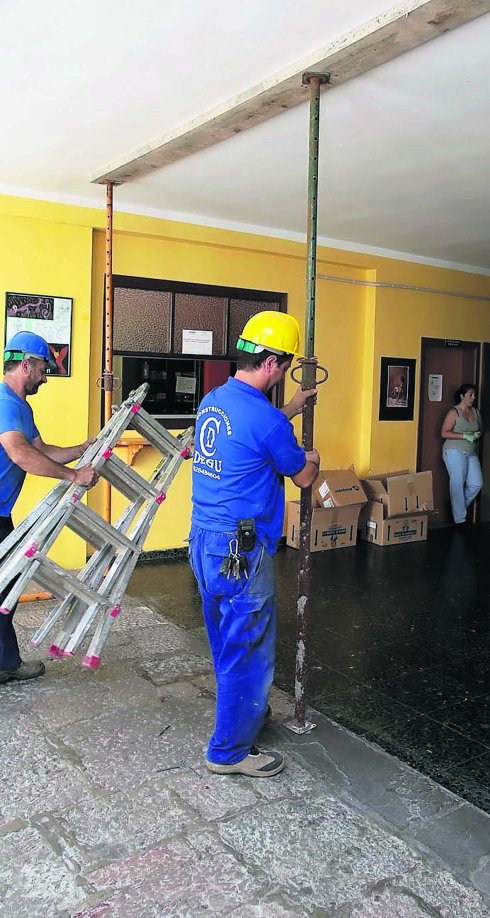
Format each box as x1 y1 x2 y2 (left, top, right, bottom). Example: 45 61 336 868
4 331 56 367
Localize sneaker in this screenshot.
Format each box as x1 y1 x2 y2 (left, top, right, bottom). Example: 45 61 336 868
0 660 45 685
206 745 285 777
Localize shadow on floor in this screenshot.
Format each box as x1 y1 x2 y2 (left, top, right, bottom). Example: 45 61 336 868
128 523 490 813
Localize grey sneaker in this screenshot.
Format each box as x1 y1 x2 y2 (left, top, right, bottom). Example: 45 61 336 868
0 660 45 684
206 745 285 777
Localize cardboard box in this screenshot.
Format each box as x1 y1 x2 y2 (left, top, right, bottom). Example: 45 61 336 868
313 468 368 510
286 500 361 552
287 469 367 552
358 470 433 546
358 501 428 546
361 470 433 517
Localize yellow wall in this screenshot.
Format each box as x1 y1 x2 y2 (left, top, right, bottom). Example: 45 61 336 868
0 205 94 567
1 192 490 564
369 262 490 471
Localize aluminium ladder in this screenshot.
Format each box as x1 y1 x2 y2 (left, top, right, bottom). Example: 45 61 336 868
0 383 193 668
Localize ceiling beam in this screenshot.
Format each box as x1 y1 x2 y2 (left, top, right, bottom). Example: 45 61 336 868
92 0 490 185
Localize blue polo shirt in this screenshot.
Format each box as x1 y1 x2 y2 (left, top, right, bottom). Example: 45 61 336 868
0 383 39 516
191 376 306 554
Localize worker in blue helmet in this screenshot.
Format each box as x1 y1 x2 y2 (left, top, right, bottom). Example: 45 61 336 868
0 331 99 685
4 331 55 368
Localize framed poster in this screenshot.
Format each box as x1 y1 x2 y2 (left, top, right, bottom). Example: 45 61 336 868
5 292 72 376
379 356 416 421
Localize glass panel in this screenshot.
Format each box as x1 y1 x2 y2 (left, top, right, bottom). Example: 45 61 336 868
119 356 202 422
174 294 226 355
113 288 171 353
228 299 279 354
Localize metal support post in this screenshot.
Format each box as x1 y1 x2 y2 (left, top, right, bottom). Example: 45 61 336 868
103 180 114 523
286 71 329 735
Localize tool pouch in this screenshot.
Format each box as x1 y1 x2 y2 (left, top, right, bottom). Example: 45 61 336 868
237 518 256 552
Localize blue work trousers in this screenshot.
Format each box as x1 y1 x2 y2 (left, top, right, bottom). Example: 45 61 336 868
443 450 483 524
189 526 276 765
0 516 21 671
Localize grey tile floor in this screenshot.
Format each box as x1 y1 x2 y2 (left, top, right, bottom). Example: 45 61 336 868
128 524 490 813
1 596 489 916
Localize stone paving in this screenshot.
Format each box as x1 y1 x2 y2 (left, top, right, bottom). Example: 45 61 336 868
1 598 489 917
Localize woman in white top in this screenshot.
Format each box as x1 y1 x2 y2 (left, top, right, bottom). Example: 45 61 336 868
441 383 483 524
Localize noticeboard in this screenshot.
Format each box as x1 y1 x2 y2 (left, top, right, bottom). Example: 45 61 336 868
5 292 73 376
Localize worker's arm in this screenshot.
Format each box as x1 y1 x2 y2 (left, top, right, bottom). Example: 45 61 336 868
291 448 320 488
33 435 94 464
281 386 317 420
0 431 98 487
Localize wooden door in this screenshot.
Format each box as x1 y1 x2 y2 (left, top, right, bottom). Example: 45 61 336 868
417 338 479 526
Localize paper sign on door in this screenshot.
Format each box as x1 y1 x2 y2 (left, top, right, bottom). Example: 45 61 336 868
428 374 443 402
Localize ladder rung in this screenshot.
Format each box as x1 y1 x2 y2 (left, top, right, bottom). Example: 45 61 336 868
67 502 140 553
31 553 111 608
99 453 162 501
129 409 182 455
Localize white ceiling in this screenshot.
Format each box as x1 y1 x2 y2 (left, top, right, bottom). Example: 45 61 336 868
1 1 490 271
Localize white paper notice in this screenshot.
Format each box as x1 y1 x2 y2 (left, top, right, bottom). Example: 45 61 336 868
175 375 196 394
428 374 443 402
182 329 213 355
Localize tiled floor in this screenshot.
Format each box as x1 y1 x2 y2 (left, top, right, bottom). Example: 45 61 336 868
128 523 490 813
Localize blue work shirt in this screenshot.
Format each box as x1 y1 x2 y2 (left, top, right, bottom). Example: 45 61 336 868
0 383 39 517
191 376 306 554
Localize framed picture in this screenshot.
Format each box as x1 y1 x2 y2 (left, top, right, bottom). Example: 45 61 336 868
379 356 416 421
5 292 73 376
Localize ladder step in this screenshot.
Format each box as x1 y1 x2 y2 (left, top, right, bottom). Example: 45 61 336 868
67 502 140 553
99 453 162 502
31 553 111 608
129 408 184 455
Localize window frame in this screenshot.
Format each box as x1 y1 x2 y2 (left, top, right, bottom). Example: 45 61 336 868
105 274 288 428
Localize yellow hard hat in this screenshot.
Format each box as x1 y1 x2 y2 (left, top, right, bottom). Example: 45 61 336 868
237 311 303 357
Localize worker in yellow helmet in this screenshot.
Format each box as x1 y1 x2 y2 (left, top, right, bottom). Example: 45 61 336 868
190 310 320 777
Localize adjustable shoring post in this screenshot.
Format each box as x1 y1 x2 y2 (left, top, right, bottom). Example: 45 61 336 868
102 180 115 523
285 71 330 735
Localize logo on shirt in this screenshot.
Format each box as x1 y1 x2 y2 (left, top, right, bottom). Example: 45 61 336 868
193 406 232 480
199 417 220 458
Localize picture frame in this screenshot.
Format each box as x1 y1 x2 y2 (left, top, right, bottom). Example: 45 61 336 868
378 356 416 421
5 292 73 377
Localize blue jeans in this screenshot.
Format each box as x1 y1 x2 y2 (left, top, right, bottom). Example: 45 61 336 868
0 516 21 671
443 450 483 524
189 526 276 765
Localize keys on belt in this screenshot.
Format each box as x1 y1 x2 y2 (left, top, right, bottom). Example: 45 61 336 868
219 538 249 581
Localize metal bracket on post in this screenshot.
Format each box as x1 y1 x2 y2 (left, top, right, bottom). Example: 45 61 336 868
302 72 330 87
284 71 329 737
96 372 121 392
291 359 329 390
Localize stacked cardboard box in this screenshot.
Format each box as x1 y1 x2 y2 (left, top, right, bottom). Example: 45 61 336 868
286 469 367 552
358 470 434 546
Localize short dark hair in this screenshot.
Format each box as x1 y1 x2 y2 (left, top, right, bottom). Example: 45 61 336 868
455 383 476 403
3 355 42 375
236 349 292 371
